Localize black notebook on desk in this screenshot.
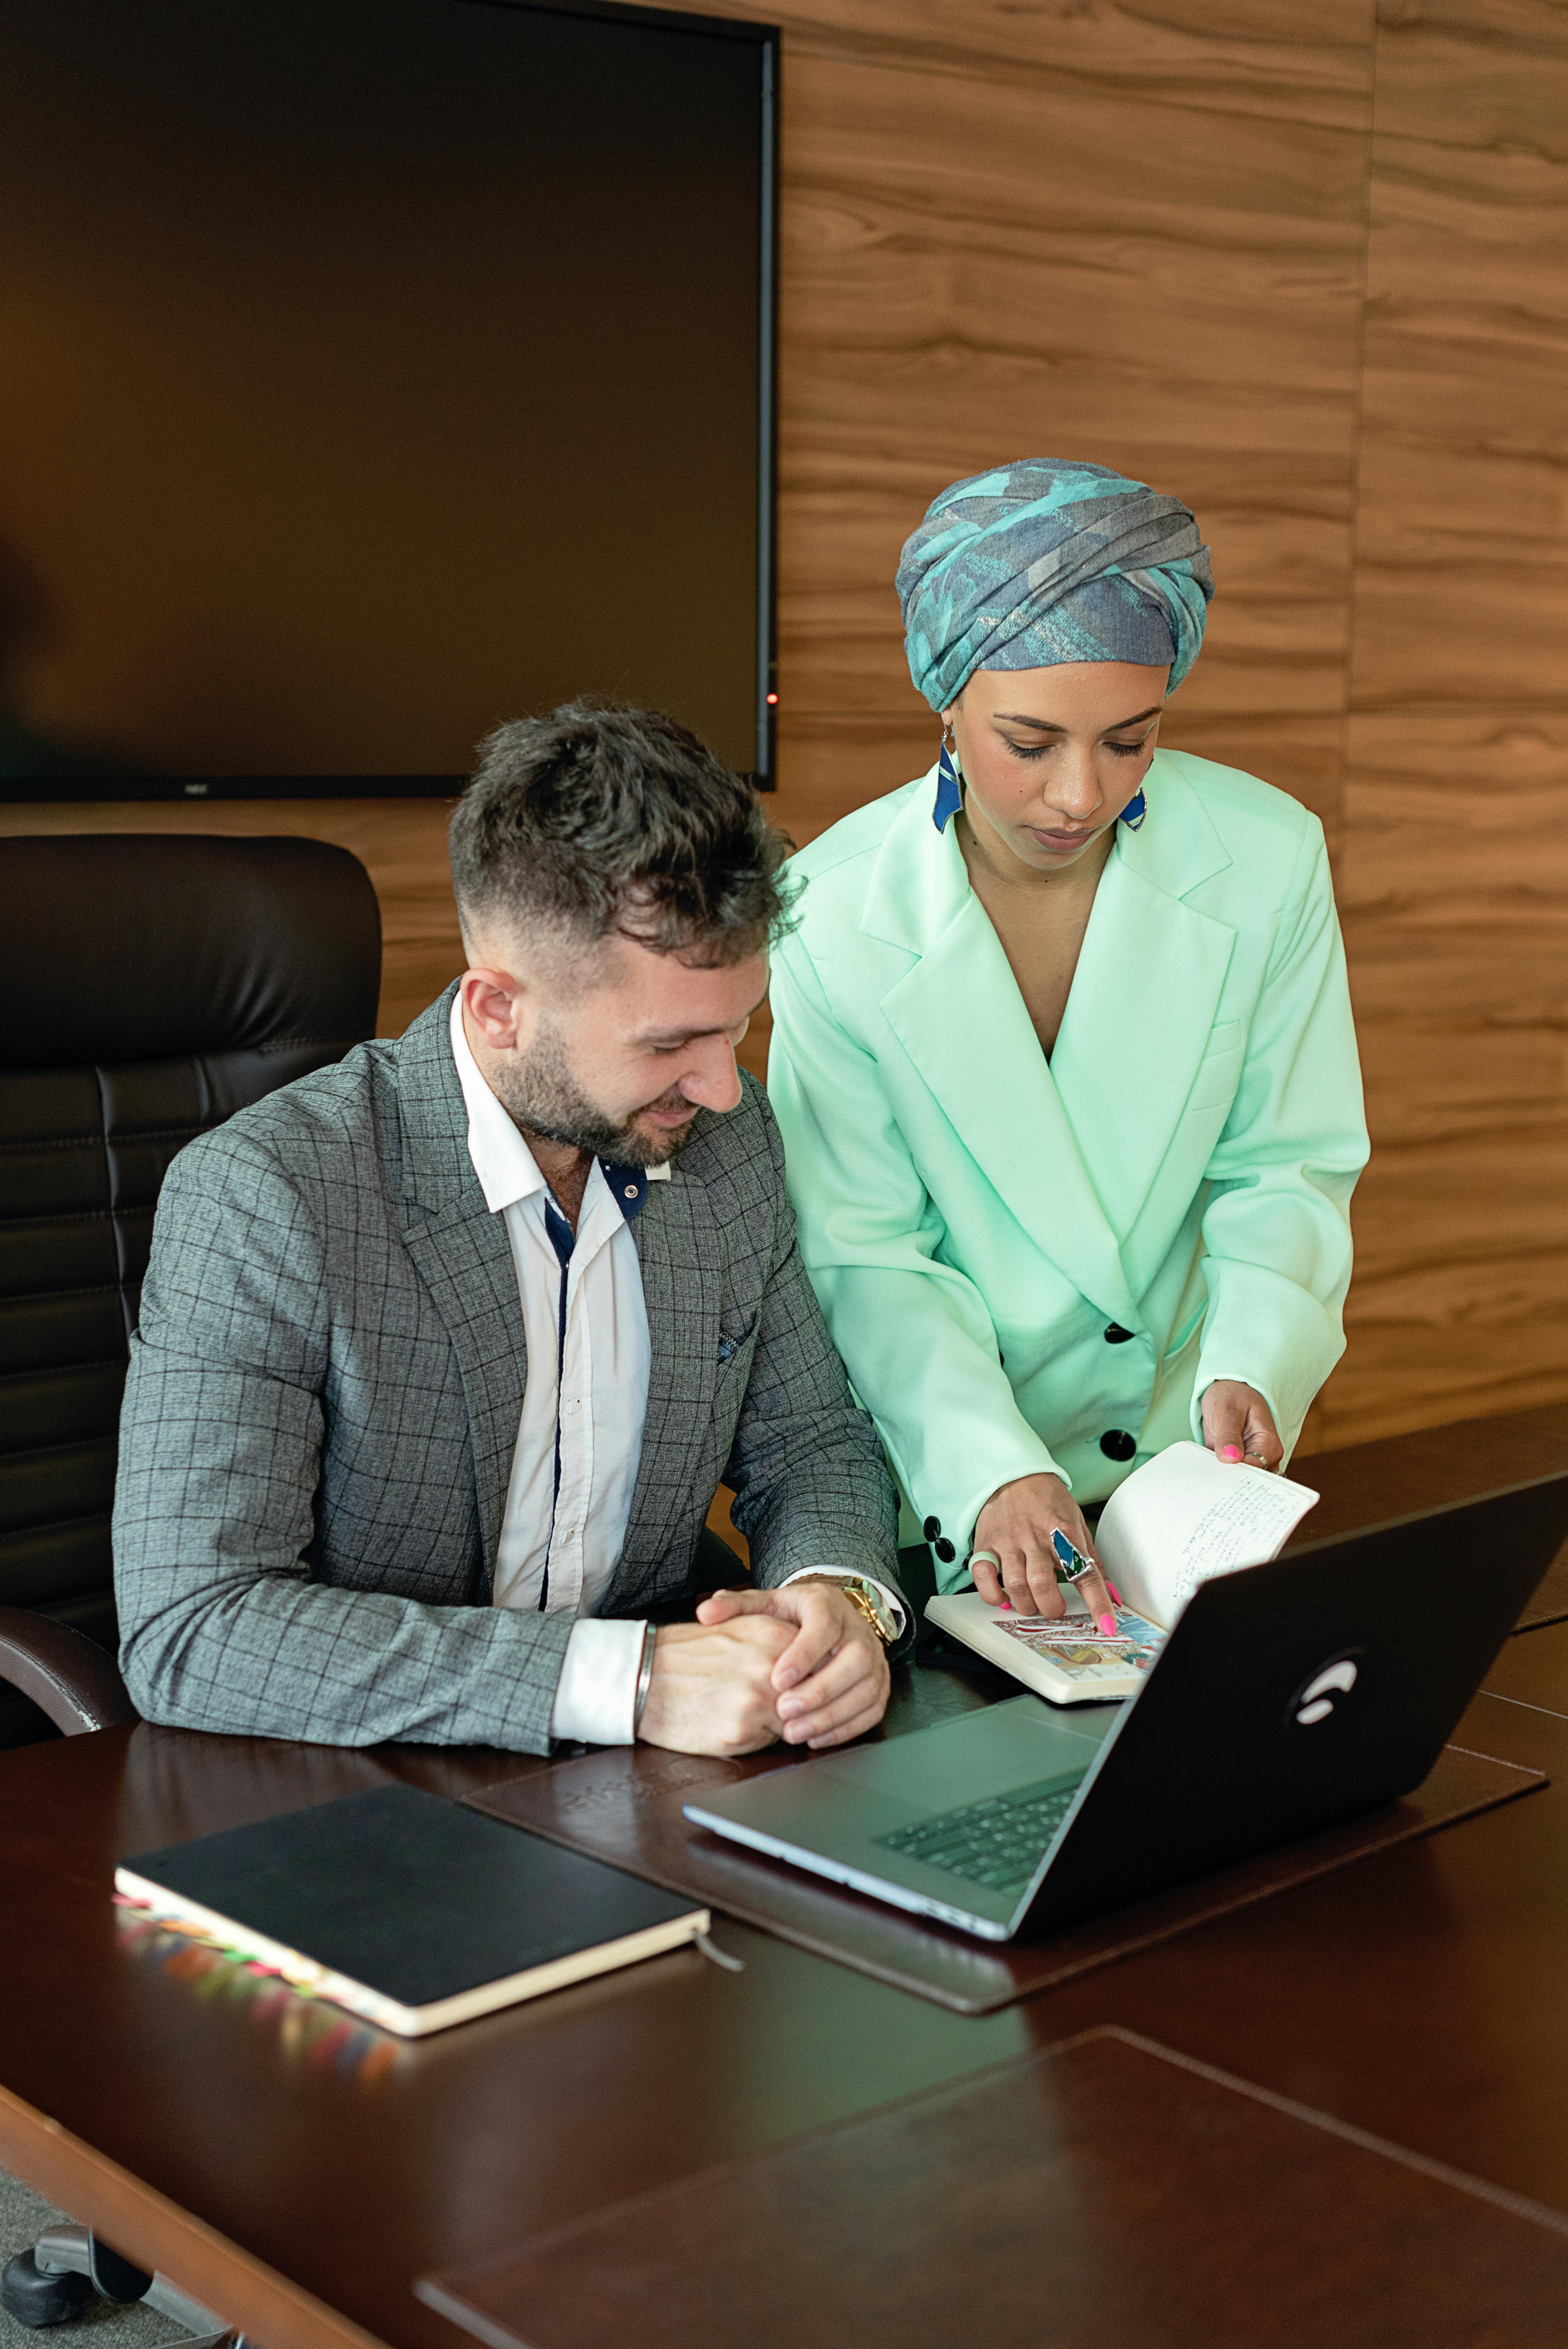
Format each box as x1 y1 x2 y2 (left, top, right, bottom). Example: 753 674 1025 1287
116 1782 709 2037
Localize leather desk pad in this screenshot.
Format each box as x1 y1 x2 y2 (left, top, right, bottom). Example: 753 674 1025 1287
419 2024 1568 2349
1516 1541 1568 1630
464 1740 1544 2016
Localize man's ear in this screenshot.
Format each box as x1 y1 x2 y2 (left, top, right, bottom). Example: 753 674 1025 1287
460 966 527 1053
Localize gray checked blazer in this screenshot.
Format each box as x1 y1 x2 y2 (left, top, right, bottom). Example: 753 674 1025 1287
113 984 902 1753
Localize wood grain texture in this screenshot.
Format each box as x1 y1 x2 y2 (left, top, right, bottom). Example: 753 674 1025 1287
2 5 1377 1011
1327 0 1568 1439
1348 0 1568 712
766 10 1373 814
11 0 1568 1442
1329 711 1568 1440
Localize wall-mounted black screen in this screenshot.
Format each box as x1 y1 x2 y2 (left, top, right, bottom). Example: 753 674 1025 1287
0 0 778 797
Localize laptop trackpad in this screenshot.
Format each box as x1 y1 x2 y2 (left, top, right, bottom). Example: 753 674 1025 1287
811 1696 1117 1814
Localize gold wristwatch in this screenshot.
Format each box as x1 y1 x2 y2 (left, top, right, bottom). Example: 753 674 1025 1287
833 1576 898 1646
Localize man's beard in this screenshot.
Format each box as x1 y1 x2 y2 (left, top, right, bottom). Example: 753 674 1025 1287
490 1022 696 1168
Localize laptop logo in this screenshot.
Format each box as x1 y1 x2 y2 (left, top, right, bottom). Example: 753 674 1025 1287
1290 1655 1361 1728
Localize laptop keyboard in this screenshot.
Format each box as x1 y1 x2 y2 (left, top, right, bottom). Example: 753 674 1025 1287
875 1774 1085 1899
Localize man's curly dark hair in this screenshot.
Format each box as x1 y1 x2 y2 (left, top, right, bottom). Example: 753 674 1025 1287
449 701 794 966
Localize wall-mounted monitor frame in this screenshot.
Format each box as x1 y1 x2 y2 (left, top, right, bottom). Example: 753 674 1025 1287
0 0 780 800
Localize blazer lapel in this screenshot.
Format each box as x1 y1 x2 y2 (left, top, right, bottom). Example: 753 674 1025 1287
865 754 1239 1324
1051 771 1236 1243
869 779 1140 1329
881 906 1141 1329
395 989 527 1581
618 1163 722 1592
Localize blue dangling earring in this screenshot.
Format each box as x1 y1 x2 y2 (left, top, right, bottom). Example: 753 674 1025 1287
932 725 963 833
1121 786 1147 831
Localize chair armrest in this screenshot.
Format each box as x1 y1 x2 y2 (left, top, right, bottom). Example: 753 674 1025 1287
0 1606 138 1735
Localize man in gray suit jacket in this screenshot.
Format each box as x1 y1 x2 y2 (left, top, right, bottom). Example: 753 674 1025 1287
114 704 906 1757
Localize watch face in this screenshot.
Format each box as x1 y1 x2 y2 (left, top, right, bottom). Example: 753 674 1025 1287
846 1579 894 1637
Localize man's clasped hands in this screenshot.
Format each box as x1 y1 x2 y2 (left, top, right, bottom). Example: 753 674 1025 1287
638 1576 891 1759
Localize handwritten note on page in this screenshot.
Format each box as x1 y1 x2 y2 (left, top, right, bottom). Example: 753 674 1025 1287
1095 1442 1319 1630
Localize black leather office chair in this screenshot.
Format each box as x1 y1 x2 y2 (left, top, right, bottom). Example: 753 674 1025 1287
0 832 381 1747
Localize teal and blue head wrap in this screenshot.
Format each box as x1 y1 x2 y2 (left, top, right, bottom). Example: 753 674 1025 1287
897 460 1213 712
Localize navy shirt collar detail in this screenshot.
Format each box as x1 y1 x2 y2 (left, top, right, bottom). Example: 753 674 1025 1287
602 1161 650 1222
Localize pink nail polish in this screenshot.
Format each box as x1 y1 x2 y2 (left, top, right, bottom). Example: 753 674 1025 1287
999 1597 1012 1610
1221 1444 1243 1463
1099 1613 1116 1637
1108 1583 1123 1607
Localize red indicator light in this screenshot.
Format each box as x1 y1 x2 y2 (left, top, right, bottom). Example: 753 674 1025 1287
765 692 779 705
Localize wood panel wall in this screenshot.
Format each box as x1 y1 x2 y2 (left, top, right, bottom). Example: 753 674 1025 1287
3 0 1564 1451
1334 0 1568 1442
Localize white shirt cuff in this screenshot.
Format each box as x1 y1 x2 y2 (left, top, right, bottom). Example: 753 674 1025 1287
549 1617 647 1745
779 1566 908 1640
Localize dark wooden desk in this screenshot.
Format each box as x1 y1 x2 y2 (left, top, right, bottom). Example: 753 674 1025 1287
3 1409 1568 2349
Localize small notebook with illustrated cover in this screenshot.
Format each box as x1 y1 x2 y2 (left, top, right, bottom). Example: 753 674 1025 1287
115 1781 709 2036
926 1441 1320 1705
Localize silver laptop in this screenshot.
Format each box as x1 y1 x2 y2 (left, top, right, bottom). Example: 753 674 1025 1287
684 1474 1568 1942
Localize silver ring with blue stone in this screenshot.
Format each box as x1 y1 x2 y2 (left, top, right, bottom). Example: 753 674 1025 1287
1051 1529 1094 1584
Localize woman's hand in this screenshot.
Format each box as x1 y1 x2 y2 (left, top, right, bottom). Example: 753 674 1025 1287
969 1474 1117 1634
1201 1381 1283 1471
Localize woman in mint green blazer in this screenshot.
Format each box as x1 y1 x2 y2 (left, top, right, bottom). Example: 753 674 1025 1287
767 461 1369 1631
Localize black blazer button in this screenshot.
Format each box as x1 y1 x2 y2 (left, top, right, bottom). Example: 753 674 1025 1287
922 1516 941 1541
1099 1429 1137 1462
1104 1322 1134 1345
934 1537 956 1563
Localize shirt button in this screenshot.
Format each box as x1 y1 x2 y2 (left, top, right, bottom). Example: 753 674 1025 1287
922 1516 941 1541
1104 1322 1134 1345
1100 1429 1137 1462
934 1537 956 1563
564 1399 582 1416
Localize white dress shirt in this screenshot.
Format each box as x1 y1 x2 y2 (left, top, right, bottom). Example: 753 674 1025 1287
451 999 904 1745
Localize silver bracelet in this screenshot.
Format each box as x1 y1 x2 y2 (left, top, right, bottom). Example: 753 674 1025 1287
633 1622 657 1734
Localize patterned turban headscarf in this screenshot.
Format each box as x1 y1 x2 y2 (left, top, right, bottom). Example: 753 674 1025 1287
897 460 1213 712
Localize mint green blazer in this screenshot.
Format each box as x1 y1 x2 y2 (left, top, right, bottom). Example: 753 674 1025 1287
766 749 1369 1580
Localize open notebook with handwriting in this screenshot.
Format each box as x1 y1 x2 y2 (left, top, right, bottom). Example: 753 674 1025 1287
926 1442 1319 1705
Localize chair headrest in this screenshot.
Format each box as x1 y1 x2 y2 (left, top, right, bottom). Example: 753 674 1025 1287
0 833 383 1068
